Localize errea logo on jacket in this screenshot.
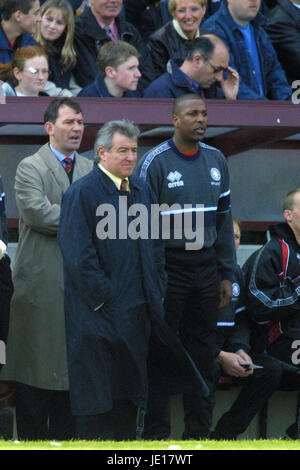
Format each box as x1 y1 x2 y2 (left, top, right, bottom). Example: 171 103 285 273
210 167 221 186
167 171 184 189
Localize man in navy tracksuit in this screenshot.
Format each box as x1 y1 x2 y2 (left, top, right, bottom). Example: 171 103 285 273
241 189 300 438
211 217 283 440
136 93 235 440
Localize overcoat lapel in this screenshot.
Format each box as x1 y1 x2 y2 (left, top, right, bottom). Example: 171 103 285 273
38 144 71 194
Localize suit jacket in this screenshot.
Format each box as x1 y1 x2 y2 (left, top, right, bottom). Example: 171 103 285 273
0 144 93 390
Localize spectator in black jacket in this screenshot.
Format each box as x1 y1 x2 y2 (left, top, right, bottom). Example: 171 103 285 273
148 0 208 79
73 0 154 92
123 0 165 42
264 0 300 85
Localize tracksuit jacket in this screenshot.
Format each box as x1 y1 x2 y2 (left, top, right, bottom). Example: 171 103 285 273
136 138 235 281
244 223 300 349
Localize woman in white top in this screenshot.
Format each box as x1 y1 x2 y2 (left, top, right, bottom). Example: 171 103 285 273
0 45 49 96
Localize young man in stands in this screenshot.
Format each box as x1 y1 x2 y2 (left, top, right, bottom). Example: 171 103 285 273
79 40 141 97
73 0 154 92
203 0 292 100
143 34 239 99
0 0 41 63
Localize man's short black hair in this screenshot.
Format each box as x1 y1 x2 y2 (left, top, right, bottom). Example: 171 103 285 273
44 98 83 124
184 36 215 62
172 93 205 115
0 0 37 21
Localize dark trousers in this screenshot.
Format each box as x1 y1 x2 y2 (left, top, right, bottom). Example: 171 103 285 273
144 248 219 440
15 383 76 440
213 352 283 439
76 400 138 441
268 335 300 391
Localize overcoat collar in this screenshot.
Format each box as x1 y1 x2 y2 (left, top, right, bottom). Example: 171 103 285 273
93 162 146 194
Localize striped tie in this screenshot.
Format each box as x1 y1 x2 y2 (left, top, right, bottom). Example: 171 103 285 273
120 179 128 191
64 157 73 174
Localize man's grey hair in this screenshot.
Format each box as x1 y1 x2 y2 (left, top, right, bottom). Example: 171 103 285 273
94 120 140 161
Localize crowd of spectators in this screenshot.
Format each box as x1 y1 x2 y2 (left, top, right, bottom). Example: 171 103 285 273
0 0 297 100
0 0 300 442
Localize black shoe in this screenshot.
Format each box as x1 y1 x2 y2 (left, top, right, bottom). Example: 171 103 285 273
0 409 14 440
210 429 237 441
285 422 300 440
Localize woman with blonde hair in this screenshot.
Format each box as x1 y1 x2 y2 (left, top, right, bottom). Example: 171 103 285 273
148 0 208 78
0 45 49 96
34 0 81 95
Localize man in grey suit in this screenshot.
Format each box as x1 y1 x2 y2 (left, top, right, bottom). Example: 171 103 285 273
0 98 93 440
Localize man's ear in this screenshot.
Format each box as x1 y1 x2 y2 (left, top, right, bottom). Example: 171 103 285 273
172 113 179 128
283 209 292 223
12 10 23 23
105 66 116 79
193 52 203 66
97 145 106 162
45 121 54 136
13 67 22 82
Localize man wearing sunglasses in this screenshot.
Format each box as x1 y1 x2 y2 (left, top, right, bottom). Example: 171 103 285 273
143 33 239 100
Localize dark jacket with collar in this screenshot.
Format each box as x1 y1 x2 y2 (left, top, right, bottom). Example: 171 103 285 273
243 223 300 352
148 21 209 79
203 2 292 100
78 72 140 97
57 164 208 414
264 0 300 85
0 24 36 64
73 6 155 92
143 59 218 98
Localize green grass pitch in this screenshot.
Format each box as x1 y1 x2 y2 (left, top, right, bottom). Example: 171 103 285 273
1 439 300 450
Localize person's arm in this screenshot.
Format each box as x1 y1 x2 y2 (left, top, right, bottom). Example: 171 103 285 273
15 160 61 236
147 35 170 79
216 350 253 377
215 155 236 306
246 242 300 323
219 66 239 100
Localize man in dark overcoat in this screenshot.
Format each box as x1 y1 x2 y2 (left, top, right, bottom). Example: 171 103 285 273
58 120 207 440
